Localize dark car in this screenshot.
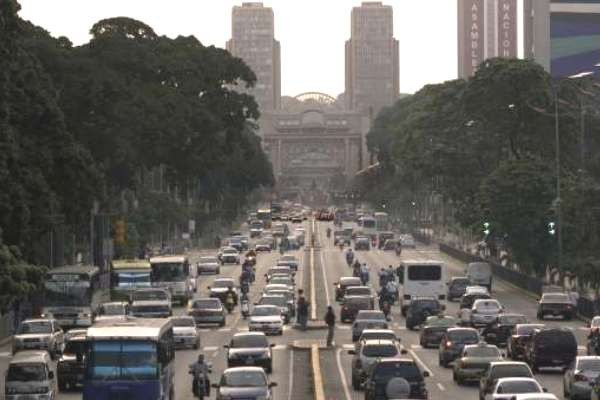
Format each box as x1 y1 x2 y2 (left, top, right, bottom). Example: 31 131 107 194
355 236 371 251
225 332 275 373
478 361 534 400
341 296 373 323
481 313 528 347
363 358 429 400
447 277 470 301
537 292 575 320
277 255 299 271
334 276 362 301
438 327 480 367
214 367 276 400
524 327 577 371
507 324 545 360
420 316 457 348
209 278 238 305
345 286 375 308
57 331 88 390
405 298 444 330
352 310 389 342
377 232 395 249
187 298 227 327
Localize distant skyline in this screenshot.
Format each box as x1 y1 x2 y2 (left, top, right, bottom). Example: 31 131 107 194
18 1 523 96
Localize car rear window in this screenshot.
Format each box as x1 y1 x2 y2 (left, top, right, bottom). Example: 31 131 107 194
192 299 220 309
448 330 479 342
499 315 527 325
490 365 532 380
360 332 396 342
345 297 371 306
346 288 371 296
498 380 540 394
579 359 600 371
542 294 570 303
516 325 544 335
465 347 500 358
362 344 399 358
372 362 422 382
535 330 576 347
357 311 386 321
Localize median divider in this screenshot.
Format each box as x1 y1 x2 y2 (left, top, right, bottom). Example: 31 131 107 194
290 340 327 400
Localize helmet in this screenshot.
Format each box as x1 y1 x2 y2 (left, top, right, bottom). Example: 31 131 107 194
197 354 205 362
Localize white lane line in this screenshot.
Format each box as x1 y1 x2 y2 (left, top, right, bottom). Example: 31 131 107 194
287 348 294 400
0 352 11 357
319 248 331 306
342 344 354 350
410 344 422 350
335 347 354 400
198 329 211 333
437 383 446 391
337 325 350 330
203 346 219 352
310 246 317 320
408 349 434 378
578 345 587 351
273 344 287 350
218 328 232 332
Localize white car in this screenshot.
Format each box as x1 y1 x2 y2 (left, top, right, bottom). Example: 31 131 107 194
197 256 221 274
471 299 503 327
248 305 284 336
12 319 64 358
220 247 241 264
400 234 416 248
486 377 545 400
170 316 200 349
509 395 558 400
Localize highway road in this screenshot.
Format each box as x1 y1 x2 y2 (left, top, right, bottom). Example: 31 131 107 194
0 219 591 400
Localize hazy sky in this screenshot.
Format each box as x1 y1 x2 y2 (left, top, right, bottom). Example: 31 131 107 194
18 1 461 95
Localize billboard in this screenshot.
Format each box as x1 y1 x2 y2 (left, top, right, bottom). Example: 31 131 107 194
551 0 600 78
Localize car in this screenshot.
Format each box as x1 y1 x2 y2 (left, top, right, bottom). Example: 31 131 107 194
438 327 480 367
363 358 429 400
263 283 293 297
382 239 401 251
481 313 528 347
197 256 221 274
399 234 416 248
95 301 130 321
225 332 274 373
209 278 238 305
510 395 559 400
466 262 493 291
187 298 227 327
248 305 284 335
356 329 400 350
213 367 277 400
447 277 471 301
419 315 457 348
352 310 389 341
453 342 504 385
268 276 294 291
258 295 291 324
334 276 362 301
471 299 504 327
349 339 404 390
355 236 371 250
479 361 534 400
537 292 575 320
524 327 577 371
344 285 375 308
12 318 64 359
277 255 299 271
254 240 272 252
130 288 172 317
458 291 492 325
563 356 600 400
334 230 351 246
228 237 244 252
377 232 395 249
341 296 373 323
57 330 88 390
286 235 301 250
486 377 545 400
265 266 294 282
220 247 241 264
5 350 57 400
171 316 200 349
264 289 295 317
405 297 444 330
507 324 545 360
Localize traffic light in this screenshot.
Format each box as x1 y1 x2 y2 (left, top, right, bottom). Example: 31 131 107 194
483 222 490 236
114 220 126 245
548 221 556 236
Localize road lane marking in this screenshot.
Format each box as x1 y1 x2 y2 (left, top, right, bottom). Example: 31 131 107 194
312 344 327 400
578 345 587 351
0 352 10 357
342 344 354 350
203 346 219 352
218 328 232 332
319 247 331 306
273 344 287 350
410 344 422 350
408 349 434 377
288 348 294 400
335 347 353 400
437 383 446 391
310 240 317 320
337 325 350 330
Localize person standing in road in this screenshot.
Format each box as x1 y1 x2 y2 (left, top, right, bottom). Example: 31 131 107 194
324 305 336 347
297 289 309 331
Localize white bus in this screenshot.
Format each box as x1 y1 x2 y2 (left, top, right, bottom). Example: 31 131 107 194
149 255 192 305
43 265 110 328
374 212 389 232
83 318 175 400
398 260 447 316
360 216 377 238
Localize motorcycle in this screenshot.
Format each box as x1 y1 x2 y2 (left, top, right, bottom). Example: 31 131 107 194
381 301 391 320
241 299 250 319
225 296 235 314
346 254 354 267
588 334 600 355
189 365 212 399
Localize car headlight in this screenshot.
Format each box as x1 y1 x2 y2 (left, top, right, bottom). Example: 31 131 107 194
6 387 17 394
35 386 50 394
40 336 50 343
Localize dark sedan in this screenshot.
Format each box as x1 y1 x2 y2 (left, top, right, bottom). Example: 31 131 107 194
447 277 470 301
537 292 575 320
507 323 545 360
481 313 528 347
225 332 274 373
334 277 362 301
341 296 373 323
214 367 277 400
438 327 480 367
419 315 457 348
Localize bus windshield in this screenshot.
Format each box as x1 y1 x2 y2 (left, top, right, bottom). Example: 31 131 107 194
151 263 187 282
88 341 158 380
45 275 92 307
112 272 150 289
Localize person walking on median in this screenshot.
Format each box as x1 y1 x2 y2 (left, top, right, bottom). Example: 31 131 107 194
324 305 336 347
297 289 309 331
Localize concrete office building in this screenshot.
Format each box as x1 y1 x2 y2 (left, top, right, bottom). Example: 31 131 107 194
523 0 551 71
345 2 399 117
226 2 281 114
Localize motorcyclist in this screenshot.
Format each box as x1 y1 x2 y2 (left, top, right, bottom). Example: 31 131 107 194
241 292 250 319
353 262 361 278
378 268 390 287
189 354 210 397
381 300 391 320
395 241 402 256
326 227 332 238
346 248 354 266
225 287 237 312
353 259 361 271
360 263 370 285
385 278 399 304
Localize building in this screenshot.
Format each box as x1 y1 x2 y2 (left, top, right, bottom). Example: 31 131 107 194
457 0 518 79
226 2 281 114
345 2 399 117
523 0 551 71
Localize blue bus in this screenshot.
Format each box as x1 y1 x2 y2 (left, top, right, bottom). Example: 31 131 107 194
83 318 175 400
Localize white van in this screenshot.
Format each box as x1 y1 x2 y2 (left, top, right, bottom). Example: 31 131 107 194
465 262 492 291
5 350 57 400
398 260 447 316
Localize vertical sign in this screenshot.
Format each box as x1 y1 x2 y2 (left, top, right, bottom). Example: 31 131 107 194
463 0 485 77
497 0 517 58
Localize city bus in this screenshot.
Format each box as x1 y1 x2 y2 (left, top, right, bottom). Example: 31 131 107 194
83 318 175 400
257 208 273 228
398 260 447 316
149 255 192 305
110 259 152 301
360 215 377 238
374 211 389 232
43 265 110 328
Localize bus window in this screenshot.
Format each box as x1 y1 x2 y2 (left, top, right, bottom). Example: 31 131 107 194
407 265 441 281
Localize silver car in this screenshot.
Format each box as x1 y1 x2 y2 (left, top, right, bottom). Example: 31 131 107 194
171 316 200 349
197 256 221 275
12 319 64 359
348 339 403 390
471 299 503 327
564 356 600 400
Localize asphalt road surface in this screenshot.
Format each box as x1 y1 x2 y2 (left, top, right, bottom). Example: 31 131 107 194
0 219 590 400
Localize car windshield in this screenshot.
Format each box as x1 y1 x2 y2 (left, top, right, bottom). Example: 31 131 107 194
516 325 544 335
7 364 46 382
448 330 479 342
171 317 195 327
223 249 237 254
101 304 126 315
498 381 540 394
192 300 220 309
361 332 396 342
260 296 287 307
357 312 385 321
363 344 399 357
270 277 291 285
413 300 439 310
579 359 600 371
372 362 422 383
17 321 52 334
222 370 267 387
199 257 218 264
542 294 569 302
465 347 500 358
500 315 527 325
232 335 268 348
213 280 233 288
252 307 280 317
452 279 470 287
